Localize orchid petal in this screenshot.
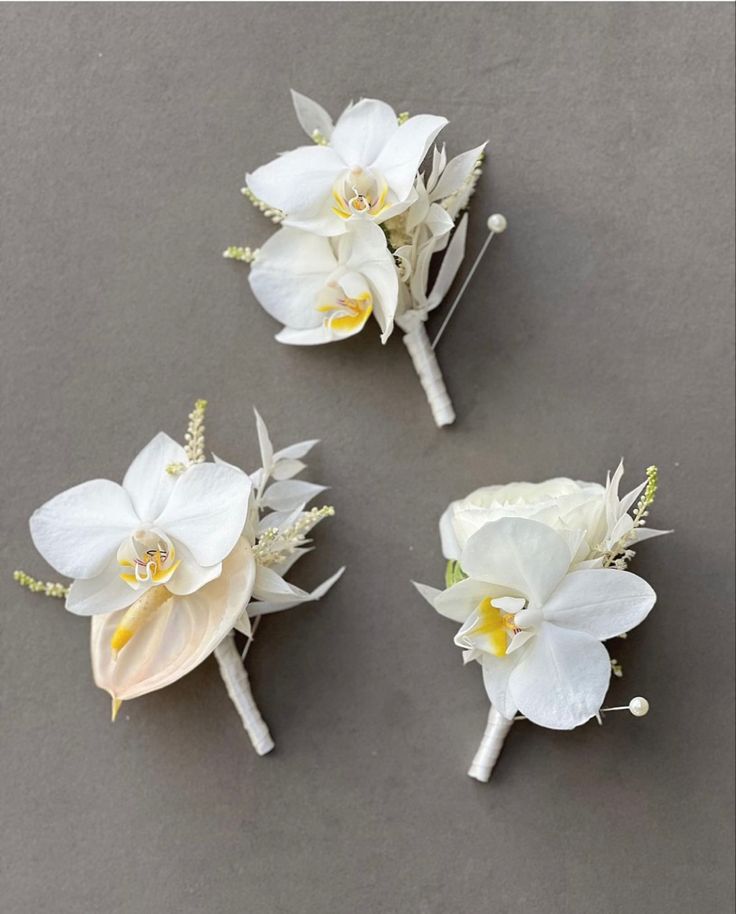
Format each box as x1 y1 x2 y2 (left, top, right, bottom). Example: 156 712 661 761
506 629 535 654
122 432 188 523
154 463 251 567
30 479 138 579
510 623 611 729
461 518 572 605
249 228 336 330
275 325 339 346
330 98 398 168
66 559 138 617
341 221 399 340
281 198 347 236
91 540 255 702
372 114 447 201
373 187 417 225
481 653 519 720
543 569 656 640
246 144 344 216
434 576 506 624
165 541 222 597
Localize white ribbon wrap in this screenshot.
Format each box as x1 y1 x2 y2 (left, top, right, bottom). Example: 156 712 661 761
468 705 514 782
214 632 274 756
402 320 455 428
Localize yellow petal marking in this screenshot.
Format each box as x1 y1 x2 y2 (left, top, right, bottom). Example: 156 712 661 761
369 182 389 217
332 190 350 219
469 597 517 657
317 291 373 334
111 698 123 722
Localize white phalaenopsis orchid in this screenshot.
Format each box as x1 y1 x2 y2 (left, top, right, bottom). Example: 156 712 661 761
247 93 447 236
227 90 506 428
18 401 342 757
249 221 398 344
30 431 251 618
415 463 667 781
438 519 655 727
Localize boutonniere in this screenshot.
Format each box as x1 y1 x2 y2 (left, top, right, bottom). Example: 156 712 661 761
414 463 670 780
225 90 507 428
16 401 342 755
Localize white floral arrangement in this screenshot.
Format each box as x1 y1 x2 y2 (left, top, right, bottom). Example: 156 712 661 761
414 462 670 781
16 400 342 756
225 90 507 428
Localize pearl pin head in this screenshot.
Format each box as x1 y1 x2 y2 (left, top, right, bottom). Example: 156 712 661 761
487 213 508 234
629 696 650 717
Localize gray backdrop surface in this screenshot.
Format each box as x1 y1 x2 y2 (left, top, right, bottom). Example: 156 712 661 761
1 4 734 913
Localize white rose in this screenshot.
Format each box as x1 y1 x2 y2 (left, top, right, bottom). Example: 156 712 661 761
440 477 609 566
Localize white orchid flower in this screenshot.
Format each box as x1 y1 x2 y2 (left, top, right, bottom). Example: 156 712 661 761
20 403 342 755
92 537 255 707
431 517 656 730
228 92 498 428
248 220 399 344
28 427 253 717
30 432 251 618
246 93 447 236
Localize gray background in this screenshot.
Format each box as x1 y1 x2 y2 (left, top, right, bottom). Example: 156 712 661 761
1 4 733 913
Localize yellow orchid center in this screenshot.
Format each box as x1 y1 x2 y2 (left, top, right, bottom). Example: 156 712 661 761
118 529 180 589
331 168 389 219
469 597 520 657
316 286 373 334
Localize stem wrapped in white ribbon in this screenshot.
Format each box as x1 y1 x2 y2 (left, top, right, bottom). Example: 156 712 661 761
214 632 274 756
468 705 514 782
403 320 456 427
